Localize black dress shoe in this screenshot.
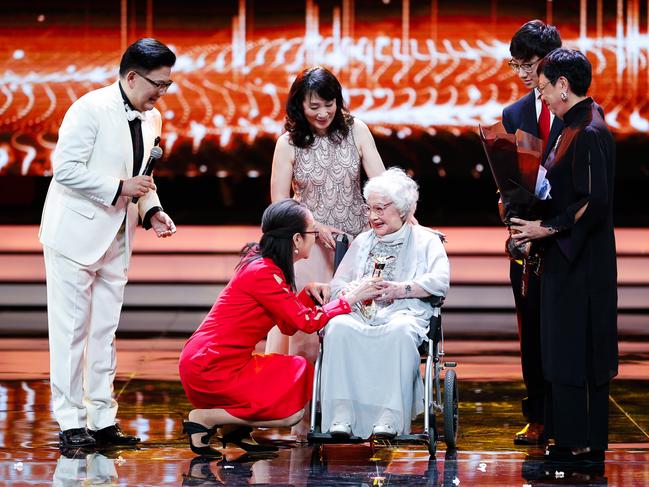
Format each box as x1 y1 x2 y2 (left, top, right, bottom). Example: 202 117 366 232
90 424 140 446
59 428 96 448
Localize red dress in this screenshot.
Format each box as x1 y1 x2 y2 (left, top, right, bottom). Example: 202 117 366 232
179 256 351 420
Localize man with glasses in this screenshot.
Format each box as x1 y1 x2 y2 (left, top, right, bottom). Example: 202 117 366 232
501 20 562 446
40 38 176 449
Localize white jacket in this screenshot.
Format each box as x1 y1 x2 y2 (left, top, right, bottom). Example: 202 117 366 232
39 81 162 266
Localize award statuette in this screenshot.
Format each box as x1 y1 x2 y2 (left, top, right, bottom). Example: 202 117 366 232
359 254 392 320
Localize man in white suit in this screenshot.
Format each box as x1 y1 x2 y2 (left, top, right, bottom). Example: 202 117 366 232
40 38 177 448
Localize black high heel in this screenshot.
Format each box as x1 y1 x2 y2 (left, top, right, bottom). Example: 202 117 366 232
182 421 223 458
220 426 279 453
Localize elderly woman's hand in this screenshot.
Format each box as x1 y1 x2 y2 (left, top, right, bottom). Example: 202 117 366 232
343 277 382 306
375 280 406 303
315 221 345 250
303 282 331 305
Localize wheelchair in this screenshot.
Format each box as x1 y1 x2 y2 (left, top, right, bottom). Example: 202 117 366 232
307 237 459 454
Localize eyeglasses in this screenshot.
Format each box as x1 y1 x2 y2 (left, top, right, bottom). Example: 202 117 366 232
508 58 540 74
362 202 393 216
135 71 173 92
537 81 551 94
302 231 320 239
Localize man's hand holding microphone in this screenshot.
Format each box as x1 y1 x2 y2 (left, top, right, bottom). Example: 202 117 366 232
121 175 156 199
119 143 175 238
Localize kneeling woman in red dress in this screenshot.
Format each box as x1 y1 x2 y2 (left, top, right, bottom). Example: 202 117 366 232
179 199 380 457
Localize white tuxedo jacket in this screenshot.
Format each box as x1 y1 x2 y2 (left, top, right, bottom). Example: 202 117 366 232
39 81 162 266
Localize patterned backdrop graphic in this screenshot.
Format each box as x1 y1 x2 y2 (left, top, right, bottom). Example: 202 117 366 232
0 0 648 175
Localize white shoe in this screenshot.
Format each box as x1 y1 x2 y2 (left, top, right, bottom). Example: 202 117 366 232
329 422 352 437
372 424 396 438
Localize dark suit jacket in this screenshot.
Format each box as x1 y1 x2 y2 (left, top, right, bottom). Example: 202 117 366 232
502 90 563 163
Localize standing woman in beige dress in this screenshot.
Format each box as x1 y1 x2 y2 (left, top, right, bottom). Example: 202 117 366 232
266 65 385 367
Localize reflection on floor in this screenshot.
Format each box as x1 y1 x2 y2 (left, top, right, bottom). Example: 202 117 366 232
0 339 648 486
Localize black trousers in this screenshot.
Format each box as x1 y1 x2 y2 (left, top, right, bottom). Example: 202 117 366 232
544 378 610 450
510 260 545 424
543 319 611 450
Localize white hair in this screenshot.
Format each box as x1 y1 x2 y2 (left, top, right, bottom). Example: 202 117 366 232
363 167 419 218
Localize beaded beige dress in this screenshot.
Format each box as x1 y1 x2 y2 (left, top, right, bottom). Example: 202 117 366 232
265 127 366 361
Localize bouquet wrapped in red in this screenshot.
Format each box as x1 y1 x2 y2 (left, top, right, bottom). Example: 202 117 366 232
479 122 551 264
479 121 547 224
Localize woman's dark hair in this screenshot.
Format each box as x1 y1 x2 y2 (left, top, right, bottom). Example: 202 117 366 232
510 20 562 61
539 48 592 97
119 38 176 77
238 199 310 291
285 66 354 148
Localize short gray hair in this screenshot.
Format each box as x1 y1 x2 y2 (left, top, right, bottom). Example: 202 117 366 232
363 167 419 218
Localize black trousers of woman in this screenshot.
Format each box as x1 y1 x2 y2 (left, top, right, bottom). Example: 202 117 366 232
543 324 610 450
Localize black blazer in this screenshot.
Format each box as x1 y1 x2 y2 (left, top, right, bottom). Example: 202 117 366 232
502 90 563 163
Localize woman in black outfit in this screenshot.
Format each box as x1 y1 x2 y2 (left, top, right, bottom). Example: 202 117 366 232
510 48 617 463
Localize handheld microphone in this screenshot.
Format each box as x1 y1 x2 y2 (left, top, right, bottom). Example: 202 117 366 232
132 144 163 204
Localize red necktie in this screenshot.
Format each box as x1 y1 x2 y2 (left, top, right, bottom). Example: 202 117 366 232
538 96 551 149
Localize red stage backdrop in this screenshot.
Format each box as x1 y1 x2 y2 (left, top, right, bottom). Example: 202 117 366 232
0 0 647 176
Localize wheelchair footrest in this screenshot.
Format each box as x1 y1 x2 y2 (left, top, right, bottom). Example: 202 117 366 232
307 432 366 444
372 434 433 450
392 433 432 443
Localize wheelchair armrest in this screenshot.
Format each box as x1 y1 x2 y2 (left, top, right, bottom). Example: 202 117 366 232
422 294 445 307
333 234 350 272
417 294 445 350
426 312 442 342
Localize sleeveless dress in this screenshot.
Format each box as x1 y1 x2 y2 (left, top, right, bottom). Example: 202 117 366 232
266 127 367 362
292 130 367 239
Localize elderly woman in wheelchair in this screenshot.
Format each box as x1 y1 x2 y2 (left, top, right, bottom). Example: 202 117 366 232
319 167 450 440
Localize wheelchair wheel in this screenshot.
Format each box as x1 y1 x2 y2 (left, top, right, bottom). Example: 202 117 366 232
443 369 459 448
427 410 437 455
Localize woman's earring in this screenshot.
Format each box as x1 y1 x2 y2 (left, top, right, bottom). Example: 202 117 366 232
294 248 299 254
560 91 568 102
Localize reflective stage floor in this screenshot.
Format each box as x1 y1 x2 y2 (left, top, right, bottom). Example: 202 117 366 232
1 339 648 486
